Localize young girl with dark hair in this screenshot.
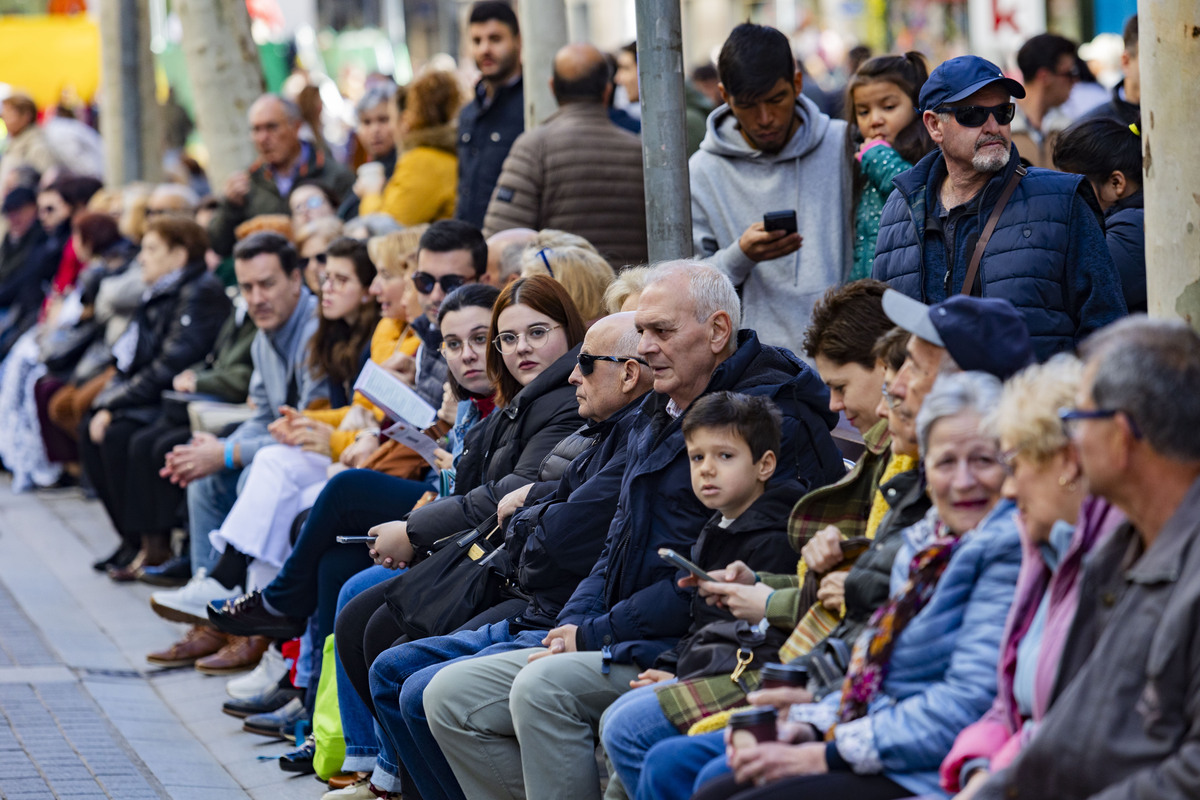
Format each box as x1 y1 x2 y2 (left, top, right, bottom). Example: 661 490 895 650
846 53 936 281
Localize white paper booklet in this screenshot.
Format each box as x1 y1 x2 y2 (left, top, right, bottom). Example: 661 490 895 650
353 361 438 429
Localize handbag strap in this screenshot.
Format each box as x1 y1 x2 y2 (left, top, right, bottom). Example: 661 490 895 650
960 164 1026 296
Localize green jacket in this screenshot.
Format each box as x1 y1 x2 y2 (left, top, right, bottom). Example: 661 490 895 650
191 305 258 402
208 144 354 257
760 419 892 628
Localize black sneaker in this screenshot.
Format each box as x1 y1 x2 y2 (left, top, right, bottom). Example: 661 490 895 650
222 683 302 719
242 697 309 739
138 555 192 587
279 734 316 774
207 591 307 639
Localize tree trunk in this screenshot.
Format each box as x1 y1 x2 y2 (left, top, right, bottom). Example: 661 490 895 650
519 0 569 129
1142 1 1200 328
175 0 265 192
98 0 162 184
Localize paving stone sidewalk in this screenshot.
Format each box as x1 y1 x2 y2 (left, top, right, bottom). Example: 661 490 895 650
0 478 327 800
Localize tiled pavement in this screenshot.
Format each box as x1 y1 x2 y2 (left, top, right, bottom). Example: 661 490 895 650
0 478 328 799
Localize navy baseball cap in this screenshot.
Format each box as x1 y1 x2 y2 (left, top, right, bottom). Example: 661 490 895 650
919 55 1026 113
1 186 36 214
883 290 1034 380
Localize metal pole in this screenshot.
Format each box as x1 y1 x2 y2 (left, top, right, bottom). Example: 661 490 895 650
635 0 692 262
1142 0 1200 328
518 0 569 129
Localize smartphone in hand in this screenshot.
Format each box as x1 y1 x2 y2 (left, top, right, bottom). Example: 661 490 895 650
336 536 378 544
658 547 716 582
763 209 798 235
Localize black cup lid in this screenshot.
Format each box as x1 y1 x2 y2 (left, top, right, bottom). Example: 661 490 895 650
729 707 776 726
761 663 809 683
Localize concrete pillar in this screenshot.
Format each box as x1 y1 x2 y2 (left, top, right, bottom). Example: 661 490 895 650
518 0 569 128
98 0 163 183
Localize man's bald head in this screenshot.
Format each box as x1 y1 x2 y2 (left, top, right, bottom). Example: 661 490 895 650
570 311 653 421
486 227 537 286
552 43 612 105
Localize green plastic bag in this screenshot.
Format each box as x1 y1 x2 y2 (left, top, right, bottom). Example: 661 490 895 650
313 634 346 780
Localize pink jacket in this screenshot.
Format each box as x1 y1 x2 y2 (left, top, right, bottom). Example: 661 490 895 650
939 497 1124 791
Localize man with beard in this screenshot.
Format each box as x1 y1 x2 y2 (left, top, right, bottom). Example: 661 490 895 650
454 1 525 228
873 56 1125 362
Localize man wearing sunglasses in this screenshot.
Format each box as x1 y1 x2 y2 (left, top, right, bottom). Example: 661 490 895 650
399 220 488 407
873 55 1125 362
1010 34 1081 169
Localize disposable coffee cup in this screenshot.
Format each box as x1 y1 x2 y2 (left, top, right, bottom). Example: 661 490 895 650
357 162 386 193
760 663 809 690
728 707 776 750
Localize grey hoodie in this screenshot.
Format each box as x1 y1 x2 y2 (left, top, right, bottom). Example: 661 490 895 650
689 95 852 356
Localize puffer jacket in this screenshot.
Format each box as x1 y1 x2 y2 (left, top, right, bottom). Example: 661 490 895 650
405 344 583 550
507 400 643 631
1104 192 1145 313
410 315 449 409
92 262 230 414
796 500 1021 797
482 102 648 269
872 144 1126 360
359 124 458 225
190 302 258 402
559 330 846 668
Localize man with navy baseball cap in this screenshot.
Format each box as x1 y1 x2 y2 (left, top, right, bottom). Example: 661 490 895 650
872 54 1126 361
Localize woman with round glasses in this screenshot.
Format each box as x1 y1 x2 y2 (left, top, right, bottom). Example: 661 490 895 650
939 355 1122 800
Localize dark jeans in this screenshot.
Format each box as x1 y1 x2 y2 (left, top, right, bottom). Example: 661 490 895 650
262 469 428 648
692 772 910 800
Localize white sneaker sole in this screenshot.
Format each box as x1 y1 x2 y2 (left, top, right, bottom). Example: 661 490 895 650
149 596 209 626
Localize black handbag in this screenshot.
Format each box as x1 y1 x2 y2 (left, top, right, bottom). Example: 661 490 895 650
42 319 103 375
675 619 789 684
383 516 519 640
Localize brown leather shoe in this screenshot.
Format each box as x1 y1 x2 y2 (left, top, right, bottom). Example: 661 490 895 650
327 772 371 791
146 625 228 667
195 635 271 675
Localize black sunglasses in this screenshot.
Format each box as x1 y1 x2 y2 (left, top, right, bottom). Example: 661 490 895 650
937 103 1016 128
412 271 467 294
299 253 327 270
577 353 648 376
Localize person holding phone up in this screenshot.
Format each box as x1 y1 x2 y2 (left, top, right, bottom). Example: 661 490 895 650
689 23 853 356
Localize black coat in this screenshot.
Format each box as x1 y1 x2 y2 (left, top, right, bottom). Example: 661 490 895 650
405 344 583 550
1105 192 1146 313
454 76 525 228
93 262 230 414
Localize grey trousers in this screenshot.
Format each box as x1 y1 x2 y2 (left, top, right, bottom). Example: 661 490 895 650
424 647 642 800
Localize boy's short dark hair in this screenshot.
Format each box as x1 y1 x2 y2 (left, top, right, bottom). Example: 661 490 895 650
717 23 795 104
682 391 782 462
1123 14 1138 53
469 1 519 36
1016 34 1077 81
803 279 892 369
1053 117 1142 187
417 219 488 277
233 230 299 275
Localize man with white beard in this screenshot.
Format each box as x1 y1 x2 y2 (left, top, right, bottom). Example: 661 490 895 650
872 55 1125 362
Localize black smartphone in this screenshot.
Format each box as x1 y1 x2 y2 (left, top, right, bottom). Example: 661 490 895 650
763 210 798 235
658 547 716 582
336 536 378 544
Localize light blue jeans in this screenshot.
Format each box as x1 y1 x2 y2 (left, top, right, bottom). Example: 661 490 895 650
186 468 244 573
336 565 398 773
598 680 680 795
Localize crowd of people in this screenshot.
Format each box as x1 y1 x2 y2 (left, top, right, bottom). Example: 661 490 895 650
0 3 1189 800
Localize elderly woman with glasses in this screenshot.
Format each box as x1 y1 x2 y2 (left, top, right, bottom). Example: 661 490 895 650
670 371 1021 800
939 355 1123 800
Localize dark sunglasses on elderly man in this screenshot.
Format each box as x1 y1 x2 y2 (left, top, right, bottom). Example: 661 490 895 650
412 271 467 295
577 353 648 376
937 103 1016 128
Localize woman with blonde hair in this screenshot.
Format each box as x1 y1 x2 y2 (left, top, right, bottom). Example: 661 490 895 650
359 72 462 225
520 243 615 324
939 355 1123 800
604 264 653 313
365 225 428 360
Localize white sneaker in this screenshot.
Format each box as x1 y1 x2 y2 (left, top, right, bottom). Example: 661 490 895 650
322 778 394 799
225 645 288 700
149 569 242 626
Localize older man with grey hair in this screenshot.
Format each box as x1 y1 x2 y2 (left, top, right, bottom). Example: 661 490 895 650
421 261 845 800
977 316 1200 800
208 93 354 257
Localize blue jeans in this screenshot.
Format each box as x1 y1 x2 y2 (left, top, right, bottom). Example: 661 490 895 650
369 621 547 799
638 730 728 800
598 681 680 794
187 468 244 572
336 565 398 772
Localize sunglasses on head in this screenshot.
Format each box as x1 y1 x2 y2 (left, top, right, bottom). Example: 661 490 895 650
937 103 1016 128
577 353 648 376
412 271 467 294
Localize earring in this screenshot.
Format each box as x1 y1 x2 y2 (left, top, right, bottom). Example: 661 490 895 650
1058 475 1078 491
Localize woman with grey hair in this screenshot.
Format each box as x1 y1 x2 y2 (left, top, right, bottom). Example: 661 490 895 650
679 371 1022 800
339 84 398 220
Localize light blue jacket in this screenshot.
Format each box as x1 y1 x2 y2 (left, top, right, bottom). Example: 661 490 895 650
796 499 1021 797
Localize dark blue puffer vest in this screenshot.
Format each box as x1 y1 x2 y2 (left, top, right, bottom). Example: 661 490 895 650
872 146 1100 358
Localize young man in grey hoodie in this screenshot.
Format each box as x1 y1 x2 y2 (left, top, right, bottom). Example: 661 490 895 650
690 23 852 357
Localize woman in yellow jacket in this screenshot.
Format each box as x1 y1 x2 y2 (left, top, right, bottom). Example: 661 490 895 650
358 71 462 226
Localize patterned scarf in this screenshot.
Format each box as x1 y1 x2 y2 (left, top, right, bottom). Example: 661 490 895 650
832 520 961 726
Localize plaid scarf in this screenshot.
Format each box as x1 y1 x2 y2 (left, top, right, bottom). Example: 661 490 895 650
832 520 961 726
